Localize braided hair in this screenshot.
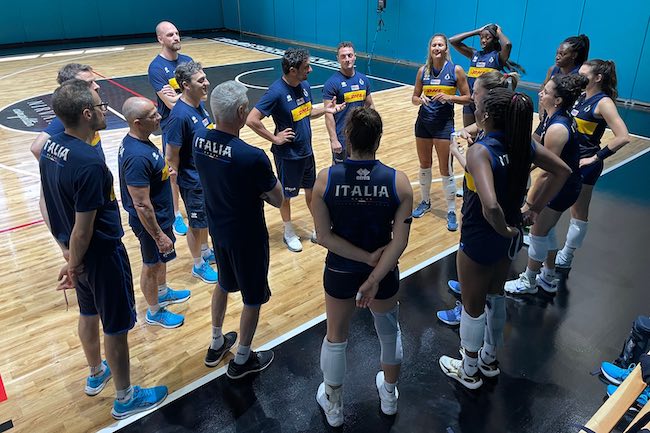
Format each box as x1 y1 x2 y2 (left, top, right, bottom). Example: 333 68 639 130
562 35 590 67
482 24 526 75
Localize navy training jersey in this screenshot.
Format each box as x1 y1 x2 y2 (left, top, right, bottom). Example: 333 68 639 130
541 110 581 187
550 64 581 79
571 92 608 158
39 132 123 247
418 61 457 121
323 159 400 273
118 134 174 231
467 49 502 92
44 116 104 158
255 78 313 160
147 53 193 129
322 70 371 148
166 98 213 189
461 132 526 235
193 128 278 248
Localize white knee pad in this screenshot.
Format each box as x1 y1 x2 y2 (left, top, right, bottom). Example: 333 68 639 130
527 234 549 263
460 307 486 353
484 294 506 347
547 227 558 251
566 218 588 249
442 175 456 200
371 304 403 365
320 337 348 386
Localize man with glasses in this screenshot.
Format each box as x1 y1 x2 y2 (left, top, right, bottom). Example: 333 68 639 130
118 97 191 329
41 80 167 419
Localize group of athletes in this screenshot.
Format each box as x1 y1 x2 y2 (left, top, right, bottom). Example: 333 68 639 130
32 19 631 426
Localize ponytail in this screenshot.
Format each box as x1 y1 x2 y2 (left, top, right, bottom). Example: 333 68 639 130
584 59 618 100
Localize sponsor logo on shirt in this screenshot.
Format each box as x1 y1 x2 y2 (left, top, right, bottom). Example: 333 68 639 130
341 81 347 87
422 85 457 97
344 90 366 103
356 168 370 180
350 84 360 91
334 184 389 198
286 95 292 102
291 101 312 122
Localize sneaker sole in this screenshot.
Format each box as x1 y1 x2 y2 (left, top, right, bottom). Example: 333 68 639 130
204 334 238 367
226 352 275 379
436 314 460 326
283 238 303 253
412 209 431 218
601 367 623 386
145 317 184 329
191 270 217 284
537 284 558 294
159 294 191 308
111 392 168 420
478 363 500 378
447 281 461 294
172 228 187 237
84 375 112 396
447 225 458 232
504 286 538 295
439 358 483 390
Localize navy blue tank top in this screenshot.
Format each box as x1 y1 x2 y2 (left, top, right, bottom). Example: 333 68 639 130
324 159 400 272
571 92 608 158
541 110 581 187
418 61 457 121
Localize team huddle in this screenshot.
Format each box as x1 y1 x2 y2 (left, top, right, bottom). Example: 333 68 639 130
32 19 631 426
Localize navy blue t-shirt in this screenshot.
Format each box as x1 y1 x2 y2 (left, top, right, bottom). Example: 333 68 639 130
147 53 193 129
166 99 212 189
322 70 371 148
418 61 457 121
323 159 400 273
193 128 278 248
571 92 608 158
255 78 313 160
39 132 123 247
44 117 104 158
118 134 174 231
541 110 581 189
467 49 502 93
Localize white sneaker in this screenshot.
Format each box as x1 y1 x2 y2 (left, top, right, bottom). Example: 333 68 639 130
536 273 557 294
283 234 302 252
310 230 318 244
439 355 483 390
504 272 538 295
316 382 343 427
460 347 500 378
375 371 398 415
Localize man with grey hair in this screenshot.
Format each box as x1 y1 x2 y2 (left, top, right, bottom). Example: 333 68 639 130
194 80 283 377
118 97 191 329
247 47 344 253
148 20 193 237
165 61 218 284
41 80 167 419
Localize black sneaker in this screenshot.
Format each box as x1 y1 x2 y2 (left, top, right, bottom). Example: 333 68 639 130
205 331 237 367
226 350 274 379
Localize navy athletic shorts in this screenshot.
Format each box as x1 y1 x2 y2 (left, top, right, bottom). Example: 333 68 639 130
273 155 316 198
415 116 454 140
460 226 524 266
179 186 208 229
323 266 400 300
132 224 176 265
214 241 271 306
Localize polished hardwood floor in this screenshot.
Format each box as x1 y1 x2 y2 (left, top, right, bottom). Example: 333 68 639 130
0 37 647 432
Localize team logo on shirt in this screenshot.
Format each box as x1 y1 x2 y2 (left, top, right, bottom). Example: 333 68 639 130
341 81 347 87
152 151 159 160
472 56 478 62
359 78 364 85
445 74 451 80
286 95 292 102
303 88 308 97
584 105 592 112
164 67 170 73
191 116 198 124
488 57 494 63
356 168 371 181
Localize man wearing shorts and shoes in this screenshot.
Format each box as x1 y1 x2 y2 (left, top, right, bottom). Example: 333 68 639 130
323 41 374 164
148 21 192 236
195 81 284 375
247 47 344 252
42 80 167 419
119 97 191 329
165 61 218 284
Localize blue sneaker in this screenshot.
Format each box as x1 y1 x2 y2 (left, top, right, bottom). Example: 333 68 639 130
146 308 184 329
412 201 431 218
202 249 216 265
606 384 649 409
172 214 188 236
85 360 112 396
446 211 458 231
192 262 218 284
447 279 461 294
158 288 191 308
111 385 168 420
437 301 462 326
601 362 635 385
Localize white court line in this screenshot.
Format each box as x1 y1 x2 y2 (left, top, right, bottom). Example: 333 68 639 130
0 54 40 63
84 47 125 54
235 66 324 90
0 162 39 178
41 50 86 57
107 105 126 121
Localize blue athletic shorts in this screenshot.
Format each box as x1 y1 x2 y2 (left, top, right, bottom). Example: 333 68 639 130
132 224 176 265
214 241 271 306
415 116 454 140
273 155 316 198
548 181 581 212
76 240 136 335
323 266 400 300
460 226 524 266
179 186 208 229
580 159 604 186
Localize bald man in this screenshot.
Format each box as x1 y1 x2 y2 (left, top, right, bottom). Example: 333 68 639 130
118 97 191 329
148 21 193 237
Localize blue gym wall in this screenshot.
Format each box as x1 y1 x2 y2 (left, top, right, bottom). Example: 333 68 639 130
222 0 650 103
0 0 224 45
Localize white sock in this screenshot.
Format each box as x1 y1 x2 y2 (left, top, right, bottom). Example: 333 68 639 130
463 354 479 376
442 175 456 212
234 344 251 364
211 326 224 350
157 284 168 297
201 244 210 258
175 211 182 218
419 168 432 203
383 380 396 393
116 385 133 403
541 266 555 282
90 362 105 377
193 257 204 267
148 304 161 315
524 267 537 283
482 344 497 363
284 221 295 238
